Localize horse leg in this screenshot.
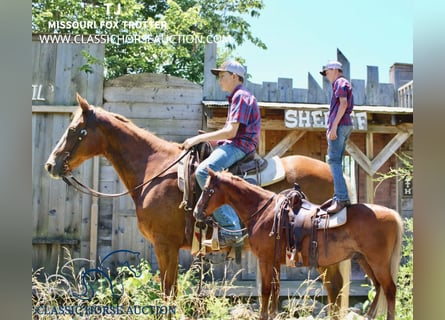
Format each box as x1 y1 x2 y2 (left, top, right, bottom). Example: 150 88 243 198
269 264 281 318
319 264 344 319
153 243 180 298
258 260 273 320
356 256 381 319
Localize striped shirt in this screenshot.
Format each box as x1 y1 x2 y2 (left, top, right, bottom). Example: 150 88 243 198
220 84 260 154
328 76 354 130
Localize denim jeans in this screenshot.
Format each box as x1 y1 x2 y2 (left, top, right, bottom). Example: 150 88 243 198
327 125 353 202
195 143 246 237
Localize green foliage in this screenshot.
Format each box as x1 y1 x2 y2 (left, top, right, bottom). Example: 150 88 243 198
32 0 266 83
366 152 413 319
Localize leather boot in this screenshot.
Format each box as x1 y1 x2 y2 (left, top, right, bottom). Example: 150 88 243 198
326 200 350 214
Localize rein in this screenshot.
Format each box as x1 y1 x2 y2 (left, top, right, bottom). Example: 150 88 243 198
63 148 192 198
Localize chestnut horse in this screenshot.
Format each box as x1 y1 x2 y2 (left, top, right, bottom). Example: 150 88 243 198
45 94 350 308
195 168 403 320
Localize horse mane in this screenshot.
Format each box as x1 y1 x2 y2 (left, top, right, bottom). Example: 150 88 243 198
217 170 274 195
94 106 182 149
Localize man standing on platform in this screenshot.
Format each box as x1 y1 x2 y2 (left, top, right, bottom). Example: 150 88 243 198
320 60 354 214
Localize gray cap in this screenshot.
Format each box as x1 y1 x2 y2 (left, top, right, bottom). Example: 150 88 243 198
320 60 343 76
211 60 246 78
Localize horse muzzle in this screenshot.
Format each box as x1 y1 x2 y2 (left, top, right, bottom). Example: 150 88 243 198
193 207 206 222
44 156 68 179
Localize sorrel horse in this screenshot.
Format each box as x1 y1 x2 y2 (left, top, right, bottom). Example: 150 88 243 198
195 168 403 320
45 94 350 306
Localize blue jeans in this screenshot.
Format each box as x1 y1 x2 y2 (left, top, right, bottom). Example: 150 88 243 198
327 125 353 202
195 143 246 237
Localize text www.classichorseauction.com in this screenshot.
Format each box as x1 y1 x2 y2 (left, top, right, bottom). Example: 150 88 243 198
39 2 232 45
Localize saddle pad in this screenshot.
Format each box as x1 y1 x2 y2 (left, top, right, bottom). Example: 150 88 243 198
177 150 189 192
316 207 347 229
244 155 286 187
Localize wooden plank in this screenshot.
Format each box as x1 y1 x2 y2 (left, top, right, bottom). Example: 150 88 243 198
103 87 202 104
277 78 293 102
85 43 105 105
266 131 306 158
131 118 201 138
307 73 327 103
203 101 413 115
352 79 365 105
203 42 217 100
105 73 202 90
103 102 202 120
32 238 80 245
32 106 77 113
366 66 380 105
262 82 278 101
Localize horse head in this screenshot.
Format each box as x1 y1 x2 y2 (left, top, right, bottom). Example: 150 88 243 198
45 94 101 178
193 167 227 221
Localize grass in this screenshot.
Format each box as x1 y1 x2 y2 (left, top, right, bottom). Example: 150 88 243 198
33 225 413 320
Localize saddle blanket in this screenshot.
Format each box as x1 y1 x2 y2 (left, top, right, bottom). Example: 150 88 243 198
178 153 286 191
244 155 286 187
316 207 347 229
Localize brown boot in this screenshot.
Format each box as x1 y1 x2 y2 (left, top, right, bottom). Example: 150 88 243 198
326 200 350 214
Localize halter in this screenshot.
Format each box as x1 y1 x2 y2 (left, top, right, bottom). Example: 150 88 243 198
61 109 192 198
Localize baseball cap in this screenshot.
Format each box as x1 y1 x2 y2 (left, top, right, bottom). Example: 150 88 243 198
320 60 343 76
211 60 246 79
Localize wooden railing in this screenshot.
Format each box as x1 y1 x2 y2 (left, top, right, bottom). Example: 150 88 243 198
398 80 413 108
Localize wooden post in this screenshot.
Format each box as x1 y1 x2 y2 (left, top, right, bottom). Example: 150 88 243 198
365 132 374 203
203 43 217 100
89 157 99 268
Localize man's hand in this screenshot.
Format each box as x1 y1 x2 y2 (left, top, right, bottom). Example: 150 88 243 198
327 126 338 140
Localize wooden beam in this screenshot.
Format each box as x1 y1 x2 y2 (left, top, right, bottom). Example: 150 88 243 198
266 131 306 158
259 130 266 156
345 141 373 176
371 131 412 173
208 117 413 134
32 105 77 113
366 132 374 204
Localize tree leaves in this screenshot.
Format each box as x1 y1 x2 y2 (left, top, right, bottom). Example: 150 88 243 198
32 0 266 83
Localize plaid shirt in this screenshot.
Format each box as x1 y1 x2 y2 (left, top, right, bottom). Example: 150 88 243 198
220 84 260 154
328 76 354 130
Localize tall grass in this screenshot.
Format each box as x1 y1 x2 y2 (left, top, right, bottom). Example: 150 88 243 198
32 249 341 319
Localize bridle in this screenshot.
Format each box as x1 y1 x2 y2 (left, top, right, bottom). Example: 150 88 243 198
62 110 96 175
61 109 191 198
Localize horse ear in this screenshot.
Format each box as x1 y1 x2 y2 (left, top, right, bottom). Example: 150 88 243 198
76 93 92 112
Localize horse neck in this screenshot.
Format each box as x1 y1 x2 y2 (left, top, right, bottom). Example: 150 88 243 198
221 178 274 226
97 112 180 192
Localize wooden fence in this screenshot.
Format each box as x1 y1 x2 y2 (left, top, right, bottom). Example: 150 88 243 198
32 36 104 275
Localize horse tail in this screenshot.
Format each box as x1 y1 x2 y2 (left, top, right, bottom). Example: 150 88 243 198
389 209 404 285
375 208 404 316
